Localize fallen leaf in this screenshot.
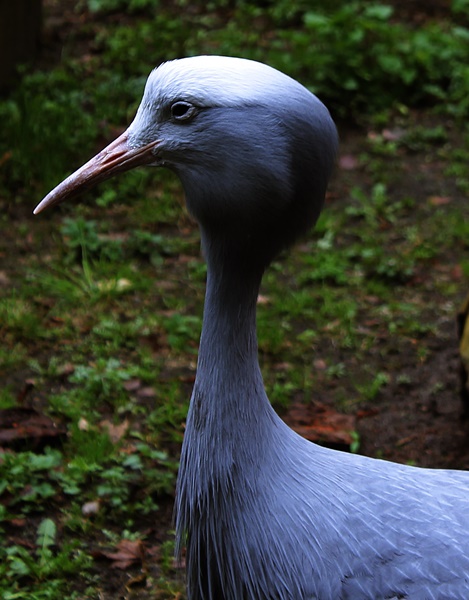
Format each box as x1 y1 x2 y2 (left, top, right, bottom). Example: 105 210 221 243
117 278 132 290
382 127 405 141
313 359 327 371
339 154 359 170
452 264 463 280
123 379 142 392
100 419 129 443
16 380 35 404
136 387 156 399
78 417 90 431
58 362 75 377
283 402 356 450
82 500 101 516
272 361 292 371
428 195 451 206
0 151 12 167
0 408 66 447
356 408 380 419
6 536 35 550
396 434 419 447
94 539 145 570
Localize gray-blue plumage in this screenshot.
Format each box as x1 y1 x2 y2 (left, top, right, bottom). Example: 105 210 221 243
34 56 469 599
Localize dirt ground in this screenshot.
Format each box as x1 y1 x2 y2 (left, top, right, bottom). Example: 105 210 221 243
3 2 469 596
358 324 469 470
333 124 469 470
26 0 469 471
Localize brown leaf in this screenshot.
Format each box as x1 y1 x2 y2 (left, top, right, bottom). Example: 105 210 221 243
283 401 356 451
95 539 145 570
313 359 327 371
381 128 405 141
100 419 129 443
396 434 419 447
123 378 142 392
452 264 463 281
356 408 380 419
136 387 156 399
16 380 35 404
339 154 359 170
58 362 75 377
0 271 10 286
428 195 451 206
7 536 35 550
0 151 12 167
0 408 66 447
9 518 26 527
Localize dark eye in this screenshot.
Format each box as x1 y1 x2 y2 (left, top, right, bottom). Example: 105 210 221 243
171 101 196 121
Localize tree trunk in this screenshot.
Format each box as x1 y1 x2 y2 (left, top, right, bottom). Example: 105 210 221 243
0 0 42 90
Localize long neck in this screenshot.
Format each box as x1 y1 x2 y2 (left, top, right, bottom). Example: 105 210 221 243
175 233 301 593
196 255 262 404
190 234 270 437
177 233 280 496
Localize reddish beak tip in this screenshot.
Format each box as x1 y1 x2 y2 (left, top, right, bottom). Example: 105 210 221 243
33 133 160 215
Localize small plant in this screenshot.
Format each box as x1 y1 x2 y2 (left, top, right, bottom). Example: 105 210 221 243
0 518 92 598
0 296 44 340
0 449 62 517
355 372 390 401
326 362 347 379
400 125 448 152
87 0 161 12
350 430 361 454
70 357 134 403
95 445 176 515
61 216 125 265
160 313 202 352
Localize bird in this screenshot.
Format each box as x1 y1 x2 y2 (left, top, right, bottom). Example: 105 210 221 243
34 56 469 599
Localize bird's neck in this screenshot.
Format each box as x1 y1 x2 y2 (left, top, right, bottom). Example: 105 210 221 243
175 234 297 578
194 249 266 421
179 233 279 474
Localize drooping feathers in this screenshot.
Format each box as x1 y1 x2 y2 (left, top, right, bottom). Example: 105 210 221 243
35 56 469 600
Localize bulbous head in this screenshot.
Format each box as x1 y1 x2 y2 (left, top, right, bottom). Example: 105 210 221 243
35 55 338 263
128 56 338 259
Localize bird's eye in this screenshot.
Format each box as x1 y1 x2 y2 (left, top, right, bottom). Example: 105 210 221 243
171 101 196 121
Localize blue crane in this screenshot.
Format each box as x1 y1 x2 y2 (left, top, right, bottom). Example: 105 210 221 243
35 56 469 599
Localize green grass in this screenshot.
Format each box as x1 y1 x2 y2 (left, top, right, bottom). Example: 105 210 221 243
1 0 469 597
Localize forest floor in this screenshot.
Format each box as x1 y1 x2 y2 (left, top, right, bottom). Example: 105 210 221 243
1 0 469 598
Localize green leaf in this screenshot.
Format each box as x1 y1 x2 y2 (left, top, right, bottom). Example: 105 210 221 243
37 518 57 553
303 12 330 29
363 4 393 20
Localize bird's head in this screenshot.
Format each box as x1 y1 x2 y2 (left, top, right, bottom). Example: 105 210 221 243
34 56 337 264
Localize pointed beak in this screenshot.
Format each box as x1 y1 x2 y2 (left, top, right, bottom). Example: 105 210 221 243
33 131 160 214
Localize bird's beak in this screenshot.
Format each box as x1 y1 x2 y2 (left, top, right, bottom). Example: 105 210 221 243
33 131 160 214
